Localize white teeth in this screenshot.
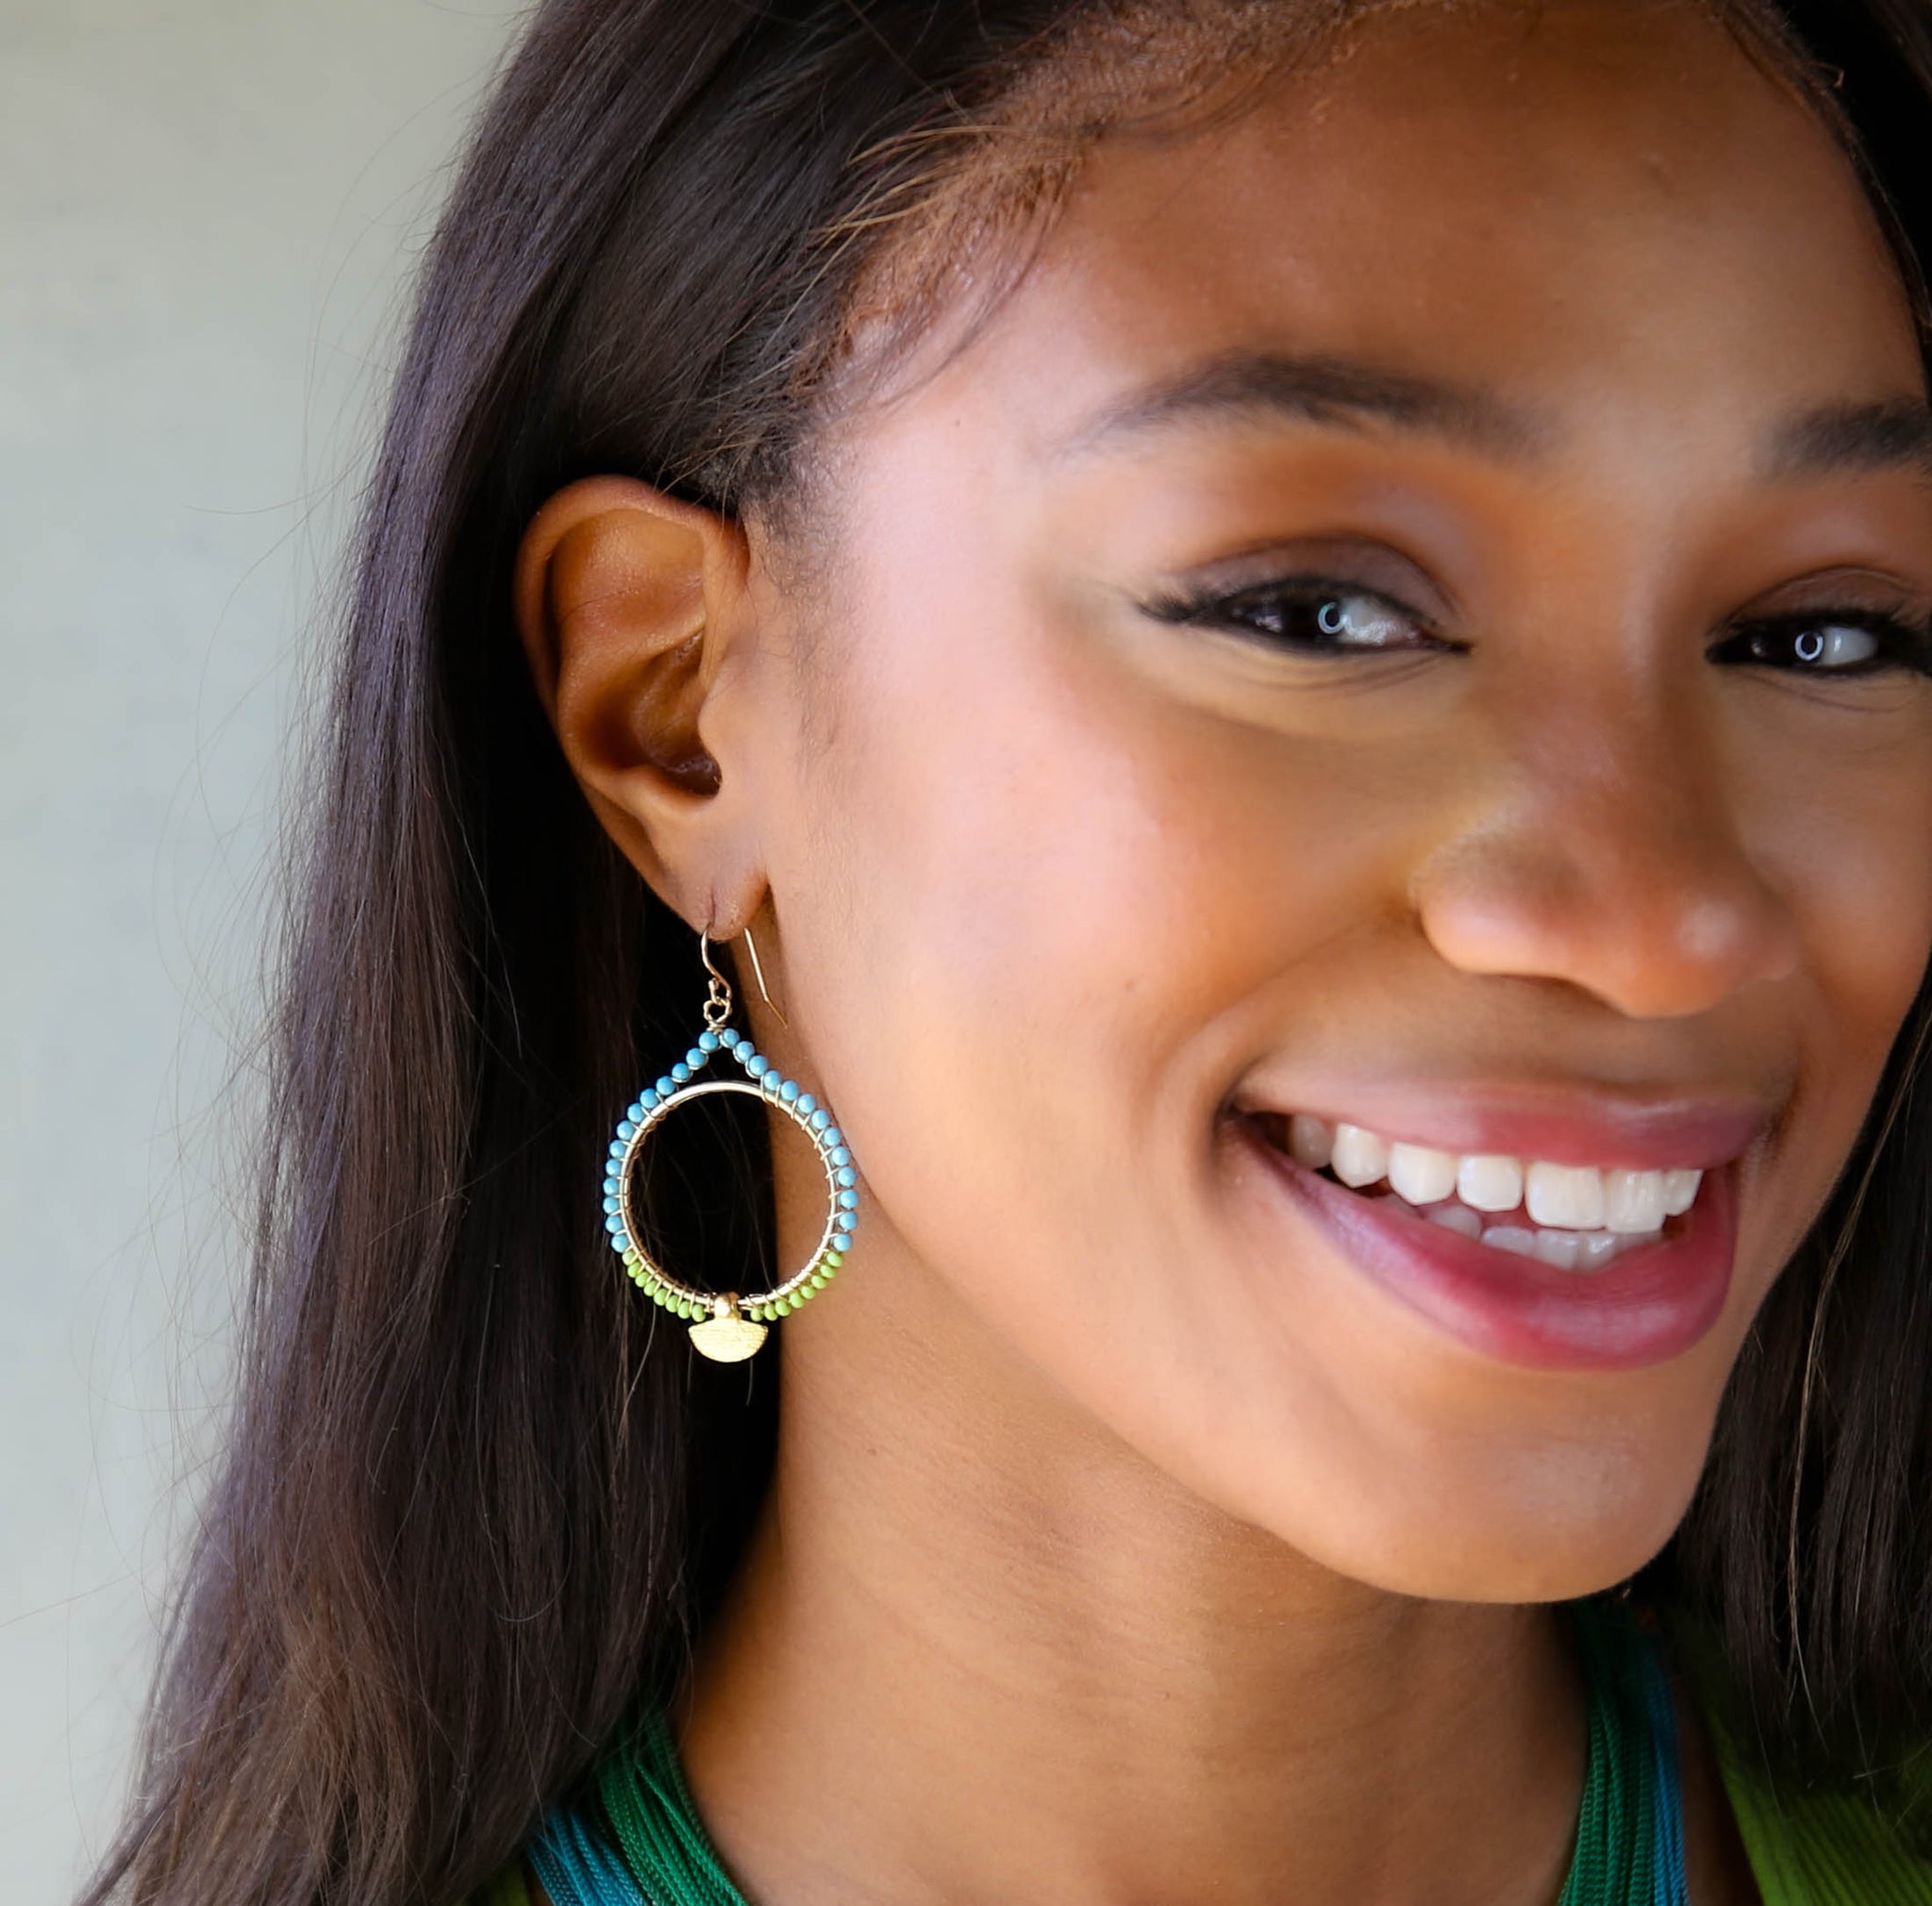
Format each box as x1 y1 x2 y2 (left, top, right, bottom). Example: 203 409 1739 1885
1288 1113 1335 1170
1661 1169 1702 1216
1330 1123 1390 1189
1603 1169 1667 1235
1457 1154 1524 1213
1524 1162 1607 1230
1388 1141 1458 1205
1427 1212 1667 1270
1274 1109 1710 1243
1425 1203 1484 1239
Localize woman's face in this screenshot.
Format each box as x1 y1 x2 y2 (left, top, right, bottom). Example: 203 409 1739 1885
733 0 1932 1597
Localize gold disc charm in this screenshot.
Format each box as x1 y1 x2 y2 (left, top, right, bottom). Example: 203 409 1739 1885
602 1015 859 1362
688 1296 769 1363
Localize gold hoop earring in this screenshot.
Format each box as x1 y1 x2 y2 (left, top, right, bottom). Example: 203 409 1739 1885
599 927 858 1362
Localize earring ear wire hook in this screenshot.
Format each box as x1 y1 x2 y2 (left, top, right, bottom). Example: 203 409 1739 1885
698 928 729 991
740 924 790 1029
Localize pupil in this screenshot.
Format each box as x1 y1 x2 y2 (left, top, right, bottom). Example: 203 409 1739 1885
1317 599 1347 637
1794 627 1825 664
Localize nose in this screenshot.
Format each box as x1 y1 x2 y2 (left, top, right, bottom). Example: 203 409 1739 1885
1409 688 1803 1020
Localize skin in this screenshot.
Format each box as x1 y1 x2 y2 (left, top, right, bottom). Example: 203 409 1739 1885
515 4 1932 1901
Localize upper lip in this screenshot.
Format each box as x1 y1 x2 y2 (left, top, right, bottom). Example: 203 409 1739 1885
1235 1078 1778 1171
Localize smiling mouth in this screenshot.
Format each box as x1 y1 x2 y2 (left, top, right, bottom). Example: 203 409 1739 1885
1246 1109 1702 1275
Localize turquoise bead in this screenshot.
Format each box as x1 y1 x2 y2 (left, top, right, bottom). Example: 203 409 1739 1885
779 1080 799 1103
656 1076 674 1096
684 1047 704 1069
809 1110 830 1131
699 1031 719 1051
641 1092 658 1112
604 1195 621 1213
797 1093 816 1113
835 1210 857 1230
612 1232 630 1253
747 1055 768 1078
617 1121 636 1140
608 1141 625 1159
835 1167 856 1188
672 1063 691 1082
830 1145 851 1166
838 1190 858 1210
824 1127 843 1146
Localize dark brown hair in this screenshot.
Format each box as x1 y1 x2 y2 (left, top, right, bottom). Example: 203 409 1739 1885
84 3 1932 1901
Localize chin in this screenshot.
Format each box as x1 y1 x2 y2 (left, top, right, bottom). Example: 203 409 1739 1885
1201 1425 1711 1606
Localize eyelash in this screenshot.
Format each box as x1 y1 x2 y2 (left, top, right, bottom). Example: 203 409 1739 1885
1145 578 1932 679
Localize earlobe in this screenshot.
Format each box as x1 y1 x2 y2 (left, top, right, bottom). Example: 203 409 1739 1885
512 475 763 927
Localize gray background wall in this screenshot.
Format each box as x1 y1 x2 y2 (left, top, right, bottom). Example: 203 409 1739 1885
2 4 525 1894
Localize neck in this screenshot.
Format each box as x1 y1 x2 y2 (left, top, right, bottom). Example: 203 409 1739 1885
677 1257 1588 1906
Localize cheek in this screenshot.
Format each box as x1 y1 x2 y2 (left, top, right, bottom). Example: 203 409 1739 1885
1749 724 1932 1253
774 567 1454 1512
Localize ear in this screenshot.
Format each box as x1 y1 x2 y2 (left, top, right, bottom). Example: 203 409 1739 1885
514 476 765 933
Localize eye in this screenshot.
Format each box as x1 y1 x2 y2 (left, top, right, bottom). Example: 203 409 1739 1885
1714 609 1932 678
1144 578 1448 656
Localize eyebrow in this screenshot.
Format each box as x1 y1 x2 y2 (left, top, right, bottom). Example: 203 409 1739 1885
1052 349 1932 490
1764 398 1932 485
1050 350 1546 463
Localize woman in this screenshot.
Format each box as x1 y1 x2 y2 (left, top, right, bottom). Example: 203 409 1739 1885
85 1 1932 1901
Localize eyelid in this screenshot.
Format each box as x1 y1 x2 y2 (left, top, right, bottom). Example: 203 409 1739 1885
1727 565 1932 625
1144 536 1457 621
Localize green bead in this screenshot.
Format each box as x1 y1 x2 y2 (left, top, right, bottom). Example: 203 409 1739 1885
790 1292 806 1312
809 1273 827 1289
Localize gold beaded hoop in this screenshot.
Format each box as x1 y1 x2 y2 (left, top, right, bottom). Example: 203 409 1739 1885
600 931 858 1363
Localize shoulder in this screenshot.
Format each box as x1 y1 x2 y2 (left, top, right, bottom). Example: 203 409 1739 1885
1671 1617 1932 1903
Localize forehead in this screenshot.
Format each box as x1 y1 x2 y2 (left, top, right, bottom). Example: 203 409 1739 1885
861 2 1921 476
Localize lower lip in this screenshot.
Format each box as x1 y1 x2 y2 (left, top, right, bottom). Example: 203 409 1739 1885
1241 1126 1739 1371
